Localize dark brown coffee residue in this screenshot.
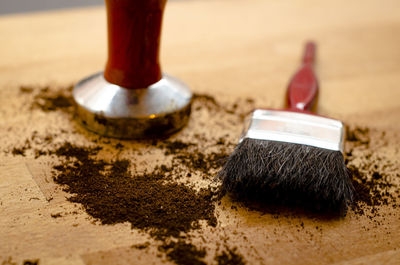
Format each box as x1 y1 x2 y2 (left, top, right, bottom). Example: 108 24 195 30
23 260 39 265
215 247 246 265
159 240 207 265
31 86 73 112
51 142 217 239
8 84 400 264
8 85 244 264
345 126 400 216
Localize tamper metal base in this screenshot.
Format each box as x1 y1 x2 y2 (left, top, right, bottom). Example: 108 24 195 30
73 72 192 139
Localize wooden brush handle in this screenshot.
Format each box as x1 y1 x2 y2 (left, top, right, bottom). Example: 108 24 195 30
287 42 319 112
104 0 167 89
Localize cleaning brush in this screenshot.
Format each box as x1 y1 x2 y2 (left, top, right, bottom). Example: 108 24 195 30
219 42 354 213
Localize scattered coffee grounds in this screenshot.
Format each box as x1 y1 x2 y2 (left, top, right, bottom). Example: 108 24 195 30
31 86 73 112
11 147 26 156
215 247 246 265
131 242 150 250
163 140 195 155
50 213 62 218
46 140 226 264
160 137 232 179
19 86 34 94
172 148 228 177
51 142 217 239
10 139 31 157
0 257 39 265
345 126 370 146
345 125 400 216
193 93 221 111
193 93 254 116
13 84 399 264
53 142 101 160
23 260 39 265
37 136 228 264
159 240 207 265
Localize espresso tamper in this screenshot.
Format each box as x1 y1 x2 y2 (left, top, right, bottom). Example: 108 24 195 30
73 0 192 139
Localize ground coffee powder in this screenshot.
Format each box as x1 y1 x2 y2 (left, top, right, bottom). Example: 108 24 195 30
345 126 400 217
30 86 73 112
51 142 217 239
7 84 398 264
159 241 207 265
214 247 245 265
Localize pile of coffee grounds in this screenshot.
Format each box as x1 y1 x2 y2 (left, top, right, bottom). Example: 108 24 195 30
345 126 400 216
159 241 207 265
43 139 227 264
51 142 217 239
7 134 233 264
215 247 246 265
31 86 73 112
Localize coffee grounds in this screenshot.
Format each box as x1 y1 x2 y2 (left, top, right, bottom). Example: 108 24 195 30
215 247 246 265
23 260 39 265
193 94 221 112
159 240 207 265
31 86 73 112
160 137 232 180
19 86 34 94
51 142 217 239
131 242 150 250
10 139 31 157
13 84 399 263
47 139 226 264
345 125 400 216
163 140 195 155
11 147 26 156
173 149 228 177
192 93 255 119
50 213 62 218
10 86 400 221
26 85 399 216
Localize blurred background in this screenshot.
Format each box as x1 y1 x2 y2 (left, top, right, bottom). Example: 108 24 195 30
0 0 103 15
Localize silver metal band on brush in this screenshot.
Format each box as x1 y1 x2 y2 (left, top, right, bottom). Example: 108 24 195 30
240 109 344 152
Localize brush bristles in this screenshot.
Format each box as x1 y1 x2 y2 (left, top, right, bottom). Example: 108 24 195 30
219 138 354 213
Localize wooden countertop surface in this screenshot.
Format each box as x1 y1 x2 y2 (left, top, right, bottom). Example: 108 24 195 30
1 0 400 264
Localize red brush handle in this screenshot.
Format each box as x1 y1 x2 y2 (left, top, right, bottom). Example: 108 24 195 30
104 0 166 89
287 42 318 112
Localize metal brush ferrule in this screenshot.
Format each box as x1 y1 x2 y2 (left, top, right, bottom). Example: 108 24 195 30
240 109 344 152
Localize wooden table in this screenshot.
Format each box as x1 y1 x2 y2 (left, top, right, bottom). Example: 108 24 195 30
1 0 400 264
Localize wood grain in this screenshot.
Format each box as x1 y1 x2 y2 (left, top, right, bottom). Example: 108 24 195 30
1 0 400 264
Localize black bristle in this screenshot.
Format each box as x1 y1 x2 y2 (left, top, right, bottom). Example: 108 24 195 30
219 138 354 214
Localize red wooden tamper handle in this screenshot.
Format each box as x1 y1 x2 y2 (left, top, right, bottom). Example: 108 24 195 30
287 42 319 112
104 0 167 89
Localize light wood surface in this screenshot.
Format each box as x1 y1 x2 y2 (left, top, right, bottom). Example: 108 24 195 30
1 0 400 264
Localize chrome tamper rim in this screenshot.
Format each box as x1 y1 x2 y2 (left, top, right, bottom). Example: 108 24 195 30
73 72 192 139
